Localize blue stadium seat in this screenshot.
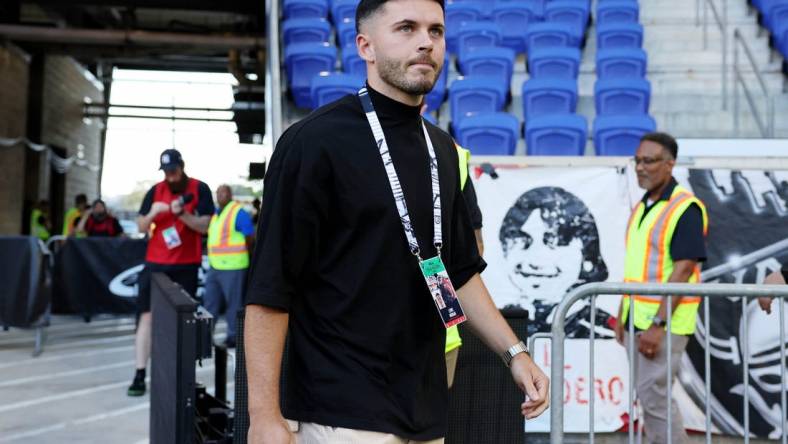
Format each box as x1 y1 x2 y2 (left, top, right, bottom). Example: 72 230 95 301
544 1 590 46
596 48 647 78
456 113 520 155
777 21 788 58
527 46 581 78
764 1 788 30
336 19 357 48
284 0 330 20
521 78 578 119
341 43 365 76
285 43 338 108
491 3 541 54
422 112 438 125
331 0 360 24
446 2 486 54
593 115 657 156
596 1 639 25
456 22 504 58
282 18 332 45
459 46 516 85
596 23 644 49
594 78 651 115
310 73 365 109
424 56 450 113
524 22 576 53
449 76 508 125
497 0 546 18
525 114 588 156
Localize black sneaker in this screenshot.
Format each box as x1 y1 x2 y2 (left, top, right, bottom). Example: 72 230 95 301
127 376 146 397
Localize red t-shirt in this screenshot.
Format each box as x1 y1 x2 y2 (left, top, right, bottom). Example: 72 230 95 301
142 178 206 265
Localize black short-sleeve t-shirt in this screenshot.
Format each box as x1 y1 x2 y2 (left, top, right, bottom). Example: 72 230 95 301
246 86 485 440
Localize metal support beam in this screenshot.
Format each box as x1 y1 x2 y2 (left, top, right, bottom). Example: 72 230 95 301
0 24 265 50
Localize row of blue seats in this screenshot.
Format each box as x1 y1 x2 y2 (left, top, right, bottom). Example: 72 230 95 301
284 42 650 113
284 0 359 23
305 72 654 155
435 111 656 157
282 16 644 54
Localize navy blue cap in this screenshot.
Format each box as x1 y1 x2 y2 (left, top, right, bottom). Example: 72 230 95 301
159 149 184 171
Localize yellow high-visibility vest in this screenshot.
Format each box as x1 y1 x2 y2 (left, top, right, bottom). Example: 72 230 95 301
30 209 50 241
63 207 81 236
620 185 708 335
207 202 249 270
446 145 472 354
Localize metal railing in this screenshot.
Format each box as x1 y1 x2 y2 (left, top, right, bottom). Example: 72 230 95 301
266 0 284 145
549 281 788 444
696 0 728 110
733 28 776 137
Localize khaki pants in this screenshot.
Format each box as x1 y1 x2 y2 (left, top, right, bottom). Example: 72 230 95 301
445 347 459 389
624 332 690 444
290 422 444 444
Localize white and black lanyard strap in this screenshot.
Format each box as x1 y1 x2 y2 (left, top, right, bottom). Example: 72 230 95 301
358 87 442 260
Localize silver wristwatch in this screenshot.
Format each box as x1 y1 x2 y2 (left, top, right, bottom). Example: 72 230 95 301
502 341 529 367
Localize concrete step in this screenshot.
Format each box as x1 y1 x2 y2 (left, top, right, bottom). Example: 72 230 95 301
573 71 785 95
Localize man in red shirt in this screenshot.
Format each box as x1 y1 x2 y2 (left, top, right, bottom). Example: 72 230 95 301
127 149 214 396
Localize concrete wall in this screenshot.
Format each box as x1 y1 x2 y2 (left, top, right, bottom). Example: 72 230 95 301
0 45 29 235
41 56 104 217
0 50 104 235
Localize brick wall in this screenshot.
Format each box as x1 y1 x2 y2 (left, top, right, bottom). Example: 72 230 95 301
41 56 104 213
0 45 29 234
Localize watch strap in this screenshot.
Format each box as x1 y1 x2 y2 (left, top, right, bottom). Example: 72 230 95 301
502 341 529 367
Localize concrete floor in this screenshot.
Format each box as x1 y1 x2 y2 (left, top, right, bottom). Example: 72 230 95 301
0 316 774 443
0 314 233 444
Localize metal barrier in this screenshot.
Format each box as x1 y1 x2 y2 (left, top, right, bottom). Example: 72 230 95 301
696 0 728 109
549 281 788 444
732 28 776 138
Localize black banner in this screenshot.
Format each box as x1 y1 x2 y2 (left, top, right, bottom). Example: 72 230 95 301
684 169 788 438
0 236 48 328
55 238 147 316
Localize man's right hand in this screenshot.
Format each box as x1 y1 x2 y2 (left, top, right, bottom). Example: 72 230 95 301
248 418 295 444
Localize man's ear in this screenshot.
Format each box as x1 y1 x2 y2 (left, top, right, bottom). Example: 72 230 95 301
356 32 375 63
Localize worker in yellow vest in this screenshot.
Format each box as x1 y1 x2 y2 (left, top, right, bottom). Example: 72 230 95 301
445 144 484 388
204 184 256 348
63 193 88 236
30 199 51 241
614 133 708 444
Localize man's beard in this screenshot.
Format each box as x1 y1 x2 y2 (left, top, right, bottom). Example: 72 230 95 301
167 173 189 194
93 212 106 222
378 55 439 96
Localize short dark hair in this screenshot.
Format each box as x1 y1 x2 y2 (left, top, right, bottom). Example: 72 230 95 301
499 186 608 285
356 0 445 33
640 132 678 159
75 193 88 205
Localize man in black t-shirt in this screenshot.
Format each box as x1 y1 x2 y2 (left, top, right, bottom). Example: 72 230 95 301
244 1 549 443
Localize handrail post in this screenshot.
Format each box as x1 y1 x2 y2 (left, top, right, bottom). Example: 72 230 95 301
265 0 283 145
722 0 728 110
703 0 708 49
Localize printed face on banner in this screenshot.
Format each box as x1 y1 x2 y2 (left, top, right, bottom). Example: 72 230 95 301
483 178 618 338
502 206 586 305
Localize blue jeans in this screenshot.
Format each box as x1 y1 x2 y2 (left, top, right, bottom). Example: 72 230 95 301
203 267 247 341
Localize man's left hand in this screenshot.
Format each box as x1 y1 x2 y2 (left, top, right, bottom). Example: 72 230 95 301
510 353 550 419
638 325 665 359
170 199 183 216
